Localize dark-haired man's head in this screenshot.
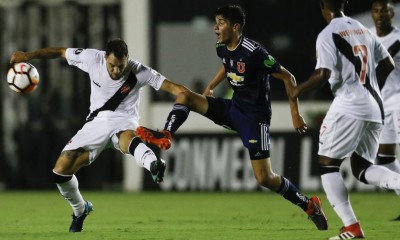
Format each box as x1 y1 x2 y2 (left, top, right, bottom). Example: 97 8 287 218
371 0 395 34
105 39 129 80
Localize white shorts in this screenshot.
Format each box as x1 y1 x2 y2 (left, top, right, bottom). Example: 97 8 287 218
379 110 400 144
63 111 138 163
318 111 382 162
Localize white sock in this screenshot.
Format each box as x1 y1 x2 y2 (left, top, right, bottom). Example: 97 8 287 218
321 172 358 226
364 165 400 190
379 159 400 195
381 160 400 174
133 143 157 171
55 173 85 217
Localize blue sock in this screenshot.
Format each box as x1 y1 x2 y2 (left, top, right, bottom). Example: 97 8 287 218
163 104 190 134
276 176 309 211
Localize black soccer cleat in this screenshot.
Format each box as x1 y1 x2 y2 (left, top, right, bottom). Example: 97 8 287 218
306 196 328 230
69 201 93 232
391 215 400 221
150 159 166 184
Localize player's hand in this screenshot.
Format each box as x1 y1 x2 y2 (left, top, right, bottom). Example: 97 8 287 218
293 114 307 135
203 87 214 97
10 51 29 64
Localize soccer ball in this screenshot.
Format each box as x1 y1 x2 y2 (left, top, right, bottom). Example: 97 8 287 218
7 62 40 94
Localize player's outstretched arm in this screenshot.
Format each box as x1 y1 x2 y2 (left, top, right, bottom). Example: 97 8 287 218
291 68 331 98
203 65 226 96
159 79 191 97
271 66 307 134
10 47 67 64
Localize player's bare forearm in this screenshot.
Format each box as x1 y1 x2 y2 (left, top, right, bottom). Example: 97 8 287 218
203 65 226 96
293 68 331 98
288 97 307 134
10 47 66 64
271 66 297 102
271 67 307 133
160 79 191 96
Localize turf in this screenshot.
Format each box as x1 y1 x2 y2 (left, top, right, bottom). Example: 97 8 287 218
0 191 398 239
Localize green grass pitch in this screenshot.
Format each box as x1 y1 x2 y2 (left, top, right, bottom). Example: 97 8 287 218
0 191 398 239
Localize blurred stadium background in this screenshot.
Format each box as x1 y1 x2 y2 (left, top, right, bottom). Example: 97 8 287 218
0 0 399 193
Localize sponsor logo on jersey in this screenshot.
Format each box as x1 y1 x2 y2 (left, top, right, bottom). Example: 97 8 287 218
74 48 83 55
237 62 245 73
227 72 244 86
230 59 233 67
249 139 258 143
263 55 276 68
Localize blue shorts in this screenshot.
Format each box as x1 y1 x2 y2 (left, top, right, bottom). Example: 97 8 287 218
204 97 270 159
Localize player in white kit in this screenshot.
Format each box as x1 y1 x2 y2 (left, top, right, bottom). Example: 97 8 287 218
9 39 189 232
370 0 400 221
288 0 400 239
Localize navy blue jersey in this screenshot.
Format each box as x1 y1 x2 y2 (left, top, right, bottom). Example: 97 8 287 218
216 36 281 119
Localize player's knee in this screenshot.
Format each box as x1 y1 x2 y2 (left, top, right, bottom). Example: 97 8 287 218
254 172 278 189
350 153 372 183
53 149 87 175
175 89 193 106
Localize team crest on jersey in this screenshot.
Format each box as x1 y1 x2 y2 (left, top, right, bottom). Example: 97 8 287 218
120 84 131 94
237 62 245 73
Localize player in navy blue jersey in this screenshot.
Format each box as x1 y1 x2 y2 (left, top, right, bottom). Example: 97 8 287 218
137 5 328 230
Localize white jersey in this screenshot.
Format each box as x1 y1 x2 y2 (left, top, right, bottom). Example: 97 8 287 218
370 26 400 112
65 48 166 122
316 17 390 123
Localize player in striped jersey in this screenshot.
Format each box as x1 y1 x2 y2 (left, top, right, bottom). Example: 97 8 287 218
370 0 400 221
137 5 328 231
289 0 398 239
10 39 190 232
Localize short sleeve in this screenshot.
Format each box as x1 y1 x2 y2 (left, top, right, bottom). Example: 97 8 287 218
254 47 281 73
373 36 390 63
65 48 100 73
315 32 337 71
134 62 166 90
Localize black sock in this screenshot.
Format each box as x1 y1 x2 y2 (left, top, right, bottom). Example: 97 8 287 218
376 154 396 165
276 176 309 211
163 104 190 134
128 137 143 155
53 171 73 184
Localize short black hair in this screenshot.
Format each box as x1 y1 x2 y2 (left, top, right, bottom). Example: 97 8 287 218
215 5 246 31
320 0 345 11
372 0 394 6
105 39 128 59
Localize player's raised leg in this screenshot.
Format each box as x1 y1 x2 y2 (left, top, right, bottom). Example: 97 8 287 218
137 89 208 149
